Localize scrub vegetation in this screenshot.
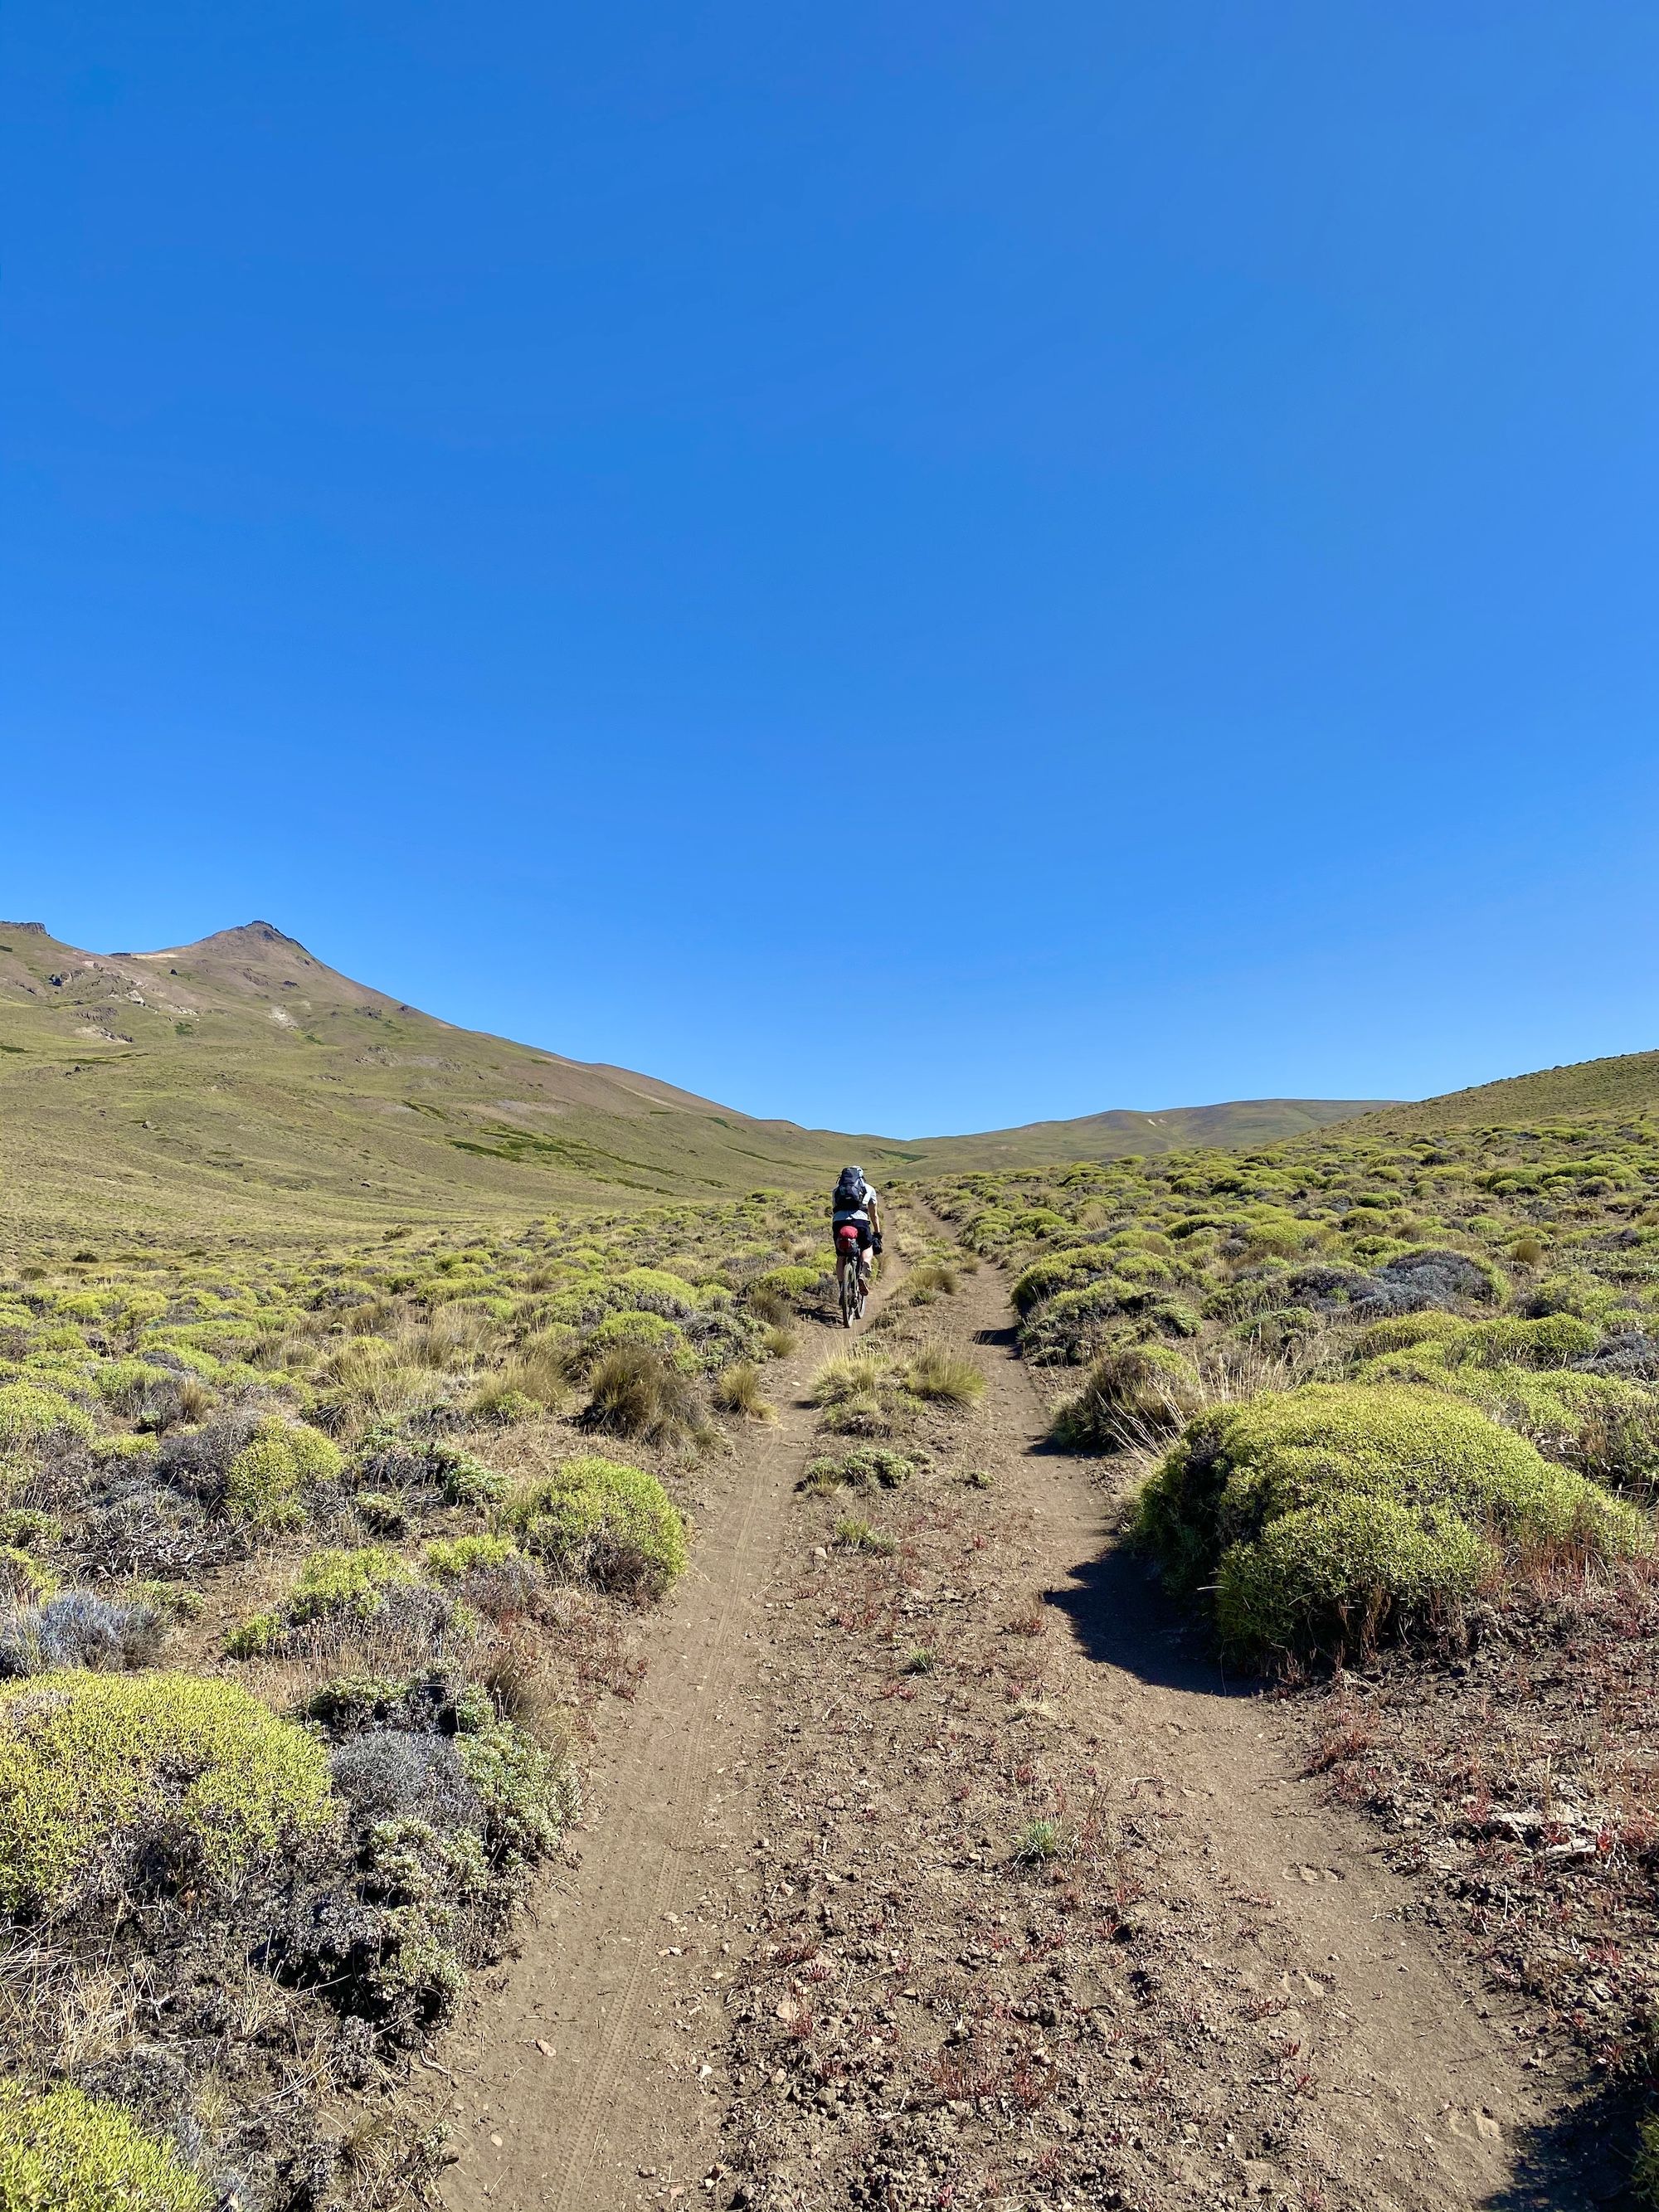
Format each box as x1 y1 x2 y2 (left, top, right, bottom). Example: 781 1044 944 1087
927 1110 1659 1662
0 1179 836 2205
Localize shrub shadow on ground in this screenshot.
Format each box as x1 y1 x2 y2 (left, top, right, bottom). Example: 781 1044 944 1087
1482 2078 1642 2210
1042 1516 1257 1699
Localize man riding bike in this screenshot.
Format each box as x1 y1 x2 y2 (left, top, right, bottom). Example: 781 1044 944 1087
830 1166 882 1305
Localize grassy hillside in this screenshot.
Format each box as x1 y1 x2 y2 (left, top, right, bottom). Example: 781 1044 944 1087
1362 1044 1659 1133
902 1094 1394 1170
0 918 1390 1247
0 920 899 1242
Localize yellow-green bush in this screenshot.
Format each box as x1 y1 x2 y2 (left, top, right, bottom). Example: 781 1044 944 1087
424 1533 523 1581
1011 1248 1110 1316
614 1266 700 1315
1138 1383 1647 1660
1447 1313 1600 1369
751 1264 830 1308
1442 1366 1659 1488
500 1457 686 1601
0 1548 56 1606
91 1359 174 1414
1216 1495 1491 1655
226 1544 416 1655
1525 1271 1628 1324
224 1415 343 1529
455 1716 574 1862
0 2082 208 2212
0 1383 95 1450
579 1310 693 1371
1351 1310 1472 1361
0 1671 332 1912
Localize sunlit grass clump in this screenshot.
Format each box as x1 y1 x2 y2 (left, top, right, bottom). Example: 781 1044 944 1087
902 1344 986 1407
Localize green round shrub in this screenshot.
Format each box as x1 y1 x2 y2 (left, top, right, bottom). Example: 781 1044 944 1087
0 1671 333 1913
1019 1280 1143 1364
1010 1248 1109 1316
0 1383 95 1451
225 1415 343 1529
1350 1310 1472 1362
425 1534 523 1581
500 1457 687 1601
615 1266 699 1315
0 2082 207 2211
1524 1271 1628 1324
750 1265 830 1307
1138 1383 1647 1660
1446 1367 1659 1487
1450 1313 1600 1369
1215 1496 1491 1655
581 1310 693 1371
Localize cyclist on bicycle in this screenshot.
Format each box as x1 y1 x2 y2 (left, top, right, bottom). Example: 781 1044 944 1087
830 1166 882 1300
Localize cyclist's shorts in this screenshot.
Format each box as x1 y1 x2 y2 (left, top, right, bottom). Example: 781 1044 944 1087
832 1213 873 1252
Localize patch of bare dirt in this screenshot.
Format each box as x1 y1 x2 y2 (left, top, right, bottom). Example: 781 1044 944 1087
1287 1571 1659 2201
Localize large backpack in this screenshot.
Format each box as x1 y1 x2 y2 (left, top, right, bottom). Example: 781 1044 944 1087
833 1169 867 1213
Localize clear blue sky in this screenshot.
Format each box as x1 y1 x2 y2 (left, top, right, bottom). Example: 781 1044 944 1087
6 4 1659 1138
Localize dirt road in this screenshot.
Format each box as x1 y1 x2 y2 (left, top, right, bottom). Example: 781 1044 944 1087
437 1232 1576 2211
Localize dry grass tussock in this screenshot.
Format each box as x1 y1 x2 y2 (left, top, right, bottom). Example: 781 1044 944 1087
809 1348 906 1437
902 1343 986 1407
581 1342 715 1452
714 1359 776 1422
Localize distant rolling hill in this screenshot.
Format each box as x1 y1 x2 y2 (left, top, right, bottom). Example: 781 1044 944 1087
0 917 1398 1242
899 1096 1397 1171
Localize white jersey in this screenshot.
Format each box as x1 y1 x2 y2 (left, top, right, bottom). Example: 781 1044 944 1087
834 1179 878 1220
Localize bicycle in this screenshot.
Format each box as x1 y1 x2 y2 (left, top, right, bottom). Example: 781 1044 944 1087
835 1224 869 1328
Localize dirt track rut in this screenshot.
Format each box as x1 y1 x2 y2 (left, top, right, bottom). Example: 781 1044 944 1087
437 1311 844 2210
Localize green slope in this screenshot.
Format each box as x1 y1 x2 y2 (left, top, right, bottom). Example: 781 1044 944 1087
1361 1046 1659 1134
0 920 893 1240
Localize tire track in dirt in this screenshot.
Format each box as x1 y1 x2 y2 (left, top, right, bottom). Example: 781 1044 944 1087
944 1232 1574 2207
437 1271 899 2212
